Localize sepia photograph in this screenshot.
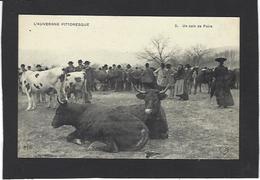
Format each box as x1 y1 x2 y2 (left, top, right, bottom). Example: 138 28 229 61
17 15 240 159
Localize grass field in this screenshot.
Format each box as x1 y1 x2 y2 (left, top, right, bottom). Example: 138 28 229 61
18 89 239 159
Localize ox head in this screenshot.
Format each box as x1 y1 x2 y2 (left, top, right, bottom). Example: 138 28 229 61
134 85 168 115
52 97 87 128
52 98 69 128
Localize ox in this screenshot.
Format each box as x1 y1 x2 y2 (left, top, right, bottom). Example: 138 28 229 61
229 68 240 89
20 67 66 111
52 99 149 152
94 70 109 91
193 68 214 94
64 71 89 103
115 86 169 139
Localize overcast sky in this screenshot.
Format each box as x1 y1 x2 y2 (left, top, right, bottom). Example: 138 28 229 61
19 15 239 66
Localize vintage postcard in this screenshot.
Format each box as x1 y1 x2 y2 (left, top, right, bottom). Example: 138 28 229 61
17 15 240 159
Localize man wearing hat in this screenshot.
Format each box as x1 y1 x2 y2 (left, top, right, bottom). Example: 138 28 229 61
102 64 108 73
83 60 94 102
36 64 44 71
75 59 84 72
18 64 27 79
35 64 45 103
109 64 117 90
20 64 27 73
184 64 193 95
125 64 133 91
141 63 156 90
115 65 124 92
211 57 234 108
65 61 75 73
107 66 114 90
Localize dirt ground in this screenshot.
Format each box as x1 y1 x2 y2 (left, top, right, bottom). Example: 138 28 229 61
18 88 239 159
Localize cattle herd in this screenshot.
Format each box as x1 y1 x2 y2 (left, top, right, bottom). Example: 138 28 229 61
18 62 240 152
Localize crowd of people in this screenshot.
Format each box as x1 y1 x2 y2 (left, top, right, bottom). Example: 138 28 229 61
18 57 235 108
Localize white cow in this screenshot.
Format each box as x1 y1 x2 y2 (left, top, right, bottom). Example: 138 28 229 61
20 67 67 111
64 71 90 103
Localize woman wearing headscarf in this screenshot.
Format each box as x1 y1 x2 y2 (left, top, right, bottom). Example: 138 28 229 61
211 57 234 108
165 64 176 98
174 64 189 100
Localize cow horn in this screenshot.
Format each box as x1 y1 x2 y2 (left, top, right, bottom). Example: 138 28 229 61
57 96 67 105
159 84 170 94
133 85 146 94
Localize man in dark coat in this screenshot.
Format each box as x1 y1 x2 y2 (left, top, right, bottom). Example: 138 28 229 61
125 64 133 91
110 64 117 90
141 63 156 90
83 60 94 102
107 66 114 90
75 59 85 71
36 64 44 71
35 64 46 103
65 61 75 73
211 57 234 108
184 64 194 95
131 67 143 89
115 65 124 91
20 64 27 73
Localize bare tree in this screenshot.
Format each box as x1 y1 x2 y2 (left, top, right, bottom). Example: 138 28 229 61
137 36 180 65
185 44 211 66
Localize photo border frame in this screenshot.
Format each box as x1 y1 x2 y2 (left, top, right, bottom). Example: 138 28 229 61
2 0 258 178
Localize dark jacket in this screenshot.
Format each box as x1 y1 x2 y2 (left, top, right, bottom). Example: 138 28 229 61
85 67 95 85
174 68 185 80
141 68 155 83
65 66 75 73
75 65 85 72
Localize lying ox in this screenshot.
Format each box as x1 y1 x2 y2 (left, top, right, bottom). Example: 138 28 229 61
20 67 66 110
115 86 169 139
52 99 149 152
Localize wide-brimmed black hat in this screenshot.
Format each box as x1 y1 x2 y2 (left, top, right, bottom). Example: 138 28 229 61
215 57 227 63
68 61 74 65
36 64 41 67
78 59 83 63
185 64 191 68
166 64 172 68
84 60 90 65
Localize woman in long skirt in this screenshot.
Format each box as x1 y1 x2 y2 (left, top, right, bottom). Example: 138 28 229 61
211 57 234 108
174 64 189 100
